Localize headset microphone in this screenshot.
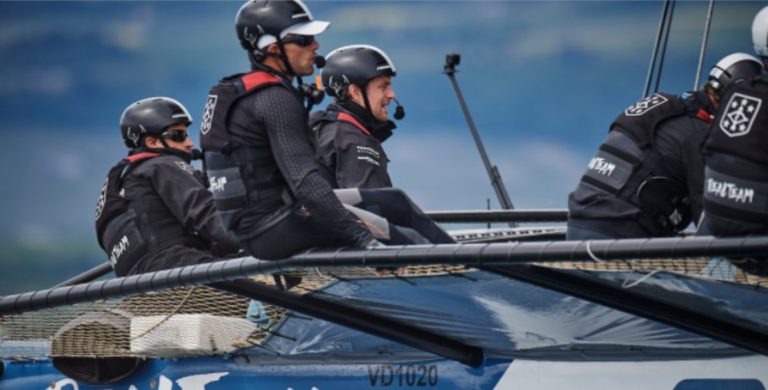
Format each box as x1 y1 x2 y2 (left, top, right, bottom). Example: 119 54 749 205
393 98 405 120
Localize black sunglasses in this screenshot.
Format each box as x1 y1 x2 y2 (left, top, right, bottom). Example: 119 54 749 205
282 34 315 47
161 129 189 142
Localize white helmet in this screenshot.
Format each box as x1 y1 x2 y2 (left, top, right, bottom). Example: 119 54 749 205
706 52 762 96
752 6 768 62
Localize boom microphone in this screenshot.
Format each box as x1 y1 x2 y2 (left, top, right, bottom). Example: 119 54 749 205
393 98 405 120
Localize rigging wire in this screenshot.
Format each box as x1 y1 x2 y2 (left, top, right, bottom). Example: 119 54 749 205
693 0 716 90
643 0 672 98
653 0 677 94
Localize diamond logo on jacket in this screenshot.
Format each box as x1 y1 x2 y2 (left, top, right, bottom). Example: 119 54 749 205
625 93 668 116
720 92 762 138
200 95 218 135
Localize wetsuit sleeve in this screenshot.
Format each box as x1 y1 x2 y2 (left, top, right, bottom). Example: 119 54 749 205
150 158 242 255
333 124 392 189
252 87 374 247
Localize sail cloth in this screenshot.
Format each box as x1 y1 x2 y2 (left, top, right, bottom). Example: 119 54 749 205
260 269 765 361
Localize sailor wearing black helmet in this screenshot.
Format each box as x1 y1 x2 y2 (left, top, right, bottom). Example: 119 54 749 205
313 44 402 189
567 53 763 240
200 1 453 261
95 97 241 277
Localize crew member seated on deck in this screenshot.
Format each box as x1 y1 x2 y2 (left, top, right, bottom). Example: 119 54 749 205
200 0 454 261
312 44 401 189
95 97 241 277
697 9 768 276
567 53 763 240
702 11 768 240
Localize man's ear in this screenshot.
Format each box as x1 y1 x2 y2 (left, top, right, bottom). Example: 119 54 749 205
348 84 362 100
266 43 281 55
143 135 160 148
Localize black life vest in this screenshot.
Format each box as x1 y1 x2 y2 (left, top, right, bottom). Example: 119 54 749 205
310 110 378 187
318 111 371 134
95 152 158 275
200 71 297 236
703 76 768 234
575 93 711 234
312 101 396 143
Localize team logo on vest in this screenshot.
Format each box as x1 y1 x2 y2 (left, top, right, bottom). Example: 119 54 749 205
587 157 616 176
109 235 130 267
706 177 755 204
356 145 381 166
209 176 227 192
719 92 762 138
95 177 108 220
175 161 194 175
200 95 218 135
625 94 668 117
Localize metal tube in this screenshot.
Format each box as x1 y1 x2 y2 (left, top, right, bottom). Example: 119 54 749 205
53 262 113 288
443 54 515 213
427 209 568 223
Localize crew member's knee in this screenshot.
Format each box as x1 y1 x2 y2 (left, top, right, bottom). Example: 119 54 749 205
380 187 413 206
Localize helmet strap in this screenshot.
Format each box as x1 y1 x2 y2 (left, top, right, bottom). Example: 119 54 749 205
275 39 298 80
143 134 170 150
141 134 170 149
275 38 314 108
248 50 266 66
361 87 374 119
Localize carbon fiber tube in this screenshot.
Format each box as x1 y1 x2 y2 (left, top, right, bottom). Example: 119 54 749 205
53 262 114 288
1 235 768 316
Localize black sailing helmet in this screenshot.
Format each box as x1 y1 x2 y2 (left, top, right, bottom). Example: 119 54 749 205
120 97 192 148
321 45 397 99
235 0 329 62
706 52 763 97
